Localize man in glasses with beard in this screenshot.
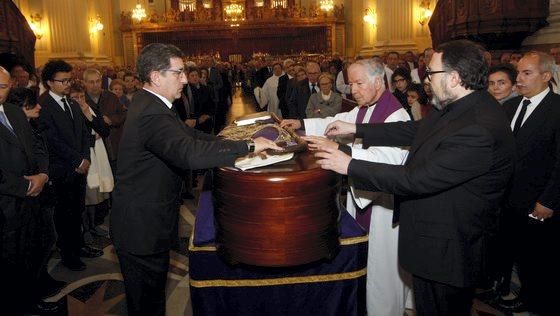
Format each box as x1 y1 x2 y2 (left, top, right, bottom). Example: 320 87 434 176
311 40 516 315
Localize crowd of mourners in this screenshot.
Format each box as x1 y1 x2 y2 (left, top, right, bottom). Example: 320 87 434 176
1 44 559 315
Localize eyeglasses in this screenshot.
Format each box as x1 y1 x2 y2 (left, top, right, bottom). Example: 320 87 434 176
161 68 185 76
393 78 406 83
424 68 447 82
52 78 74 85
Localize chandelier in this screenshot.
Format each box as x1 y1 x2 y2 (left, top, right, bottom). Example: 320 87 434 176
319 0 334 12
132 4 147 21
224 3 245 22
202 0 213 9
179 0 196 12
271 0 287 9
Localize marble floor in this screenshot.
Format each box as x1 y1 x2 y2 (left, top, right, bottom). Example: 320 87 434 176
38 88 527 315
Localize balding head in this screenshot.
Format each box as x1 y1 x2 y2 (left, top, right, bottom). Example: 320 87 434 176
0 66 12 105
306 62 321 84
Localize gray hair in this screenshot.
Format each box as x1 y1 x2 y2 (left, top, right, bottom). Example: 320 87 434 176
283 59 294 67
524 51 556 74
83 68 101 80
352 59 385 81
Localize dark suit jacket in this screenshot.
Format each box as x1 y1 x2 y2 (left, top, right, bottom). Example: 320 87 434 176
347 90 515 287
38 92 90 181
85 91 126 161
502 91 560 211
287 79 312 119
207 67 223 104
110 89 249 255
277 74 290 117
0 103 48 231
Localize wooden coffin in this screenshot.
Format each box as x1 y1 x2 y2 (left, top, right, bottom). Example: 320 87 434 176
214 150 341 267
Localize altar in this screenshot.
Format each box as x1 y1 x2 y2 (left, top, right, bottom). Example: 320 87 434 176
188 176 368 315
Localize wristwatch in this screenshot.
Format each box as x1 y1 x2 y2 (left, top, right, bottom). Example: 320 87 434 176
246 140 255 153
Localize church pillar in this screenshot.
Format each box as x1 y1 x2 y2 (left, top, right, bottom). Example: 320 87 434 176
522 0 560 49
370 0 417 54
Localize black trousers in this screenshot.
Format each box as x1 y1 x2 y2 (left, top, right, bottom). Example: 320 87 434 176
116 249 170 316
493 206 527 294
412 275 474 316
518 215 560 315
53 174 86 259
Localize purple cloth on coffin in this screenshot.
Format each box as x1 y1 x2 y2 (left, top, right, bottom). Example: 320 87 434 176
251 125 279 141
189 175 368 316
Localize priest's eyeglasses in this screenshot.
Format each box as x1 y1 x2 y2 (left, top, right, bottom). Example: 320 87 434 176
425 68 447 82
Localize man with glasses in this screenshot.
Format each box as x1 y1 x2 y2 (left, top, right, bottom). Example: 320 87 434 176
110 43 280 315
39 60 93 271
312 40 516 315
287 61 321 119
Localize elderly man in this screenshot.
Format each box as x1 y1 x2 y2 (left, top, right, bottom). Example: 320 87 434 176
110 43 280 316
314 40 515 315
287 61 321 119
282 59 412 316
498 51 560 315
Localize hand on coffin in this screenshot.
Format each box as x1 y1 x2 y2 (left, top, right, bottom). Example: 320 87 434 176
301 135 338 151
279 119 301 130
324 120 356 137
313 146 351 175
253 137 283 154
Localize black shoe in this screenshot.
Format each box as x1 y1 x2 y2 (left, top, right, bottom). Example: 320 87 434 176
39 276 67 299
29 301 60 314
61 257 86 271
79 246 104 258
498 297 528 312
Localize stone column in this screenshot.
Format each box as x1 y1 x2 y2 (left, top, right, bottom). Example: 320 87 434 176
43 0 90 56
522 0 560 48
370 0 417 54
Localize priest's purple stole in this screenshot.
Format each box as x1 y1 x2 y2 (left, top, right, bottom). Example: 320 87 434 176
354 90 402 231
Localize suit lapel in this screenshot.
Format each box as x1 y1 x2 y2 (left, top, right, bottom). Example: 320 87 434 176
514 92 555 156
4 105 34 167
0 122 19 145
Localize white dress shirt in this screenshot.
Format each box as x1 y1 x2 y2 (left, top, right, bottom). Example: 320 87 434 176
510 87 550 130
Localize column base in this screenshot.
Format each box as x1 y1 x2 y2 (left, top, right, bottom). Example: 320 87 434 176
374 40 418 53
35 51 113 67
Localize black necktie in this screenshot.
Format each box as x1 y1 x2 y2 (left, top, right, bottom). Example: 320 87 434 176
311 84 316 94
513 99 531 136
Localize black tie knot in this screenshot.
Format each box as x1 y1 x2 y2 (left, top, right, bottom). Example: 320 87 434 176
513 99 531 136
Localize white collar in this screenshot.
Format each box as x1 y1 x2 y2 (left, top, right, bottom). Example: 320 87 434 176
522 87 550 107
143 88 173 109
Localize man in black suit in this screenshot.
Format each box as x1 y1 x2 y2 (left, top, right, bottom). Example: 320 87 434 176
110 43 280 316
287 61 321 119
39 60 101 271
313 40 516 315
497 51 560 315
0 66 49 314
277 59 295 118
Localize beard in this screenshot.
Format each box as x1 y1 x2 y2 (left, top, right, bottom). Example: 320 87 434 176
431 75 455 110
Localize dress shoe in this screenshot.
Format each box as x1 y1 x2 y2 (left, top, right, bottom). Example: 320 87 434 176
498 297 528 313
29 301 60 314
61 257 86 271
79 246 104 258
39 276 67 299
91 225 109 237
